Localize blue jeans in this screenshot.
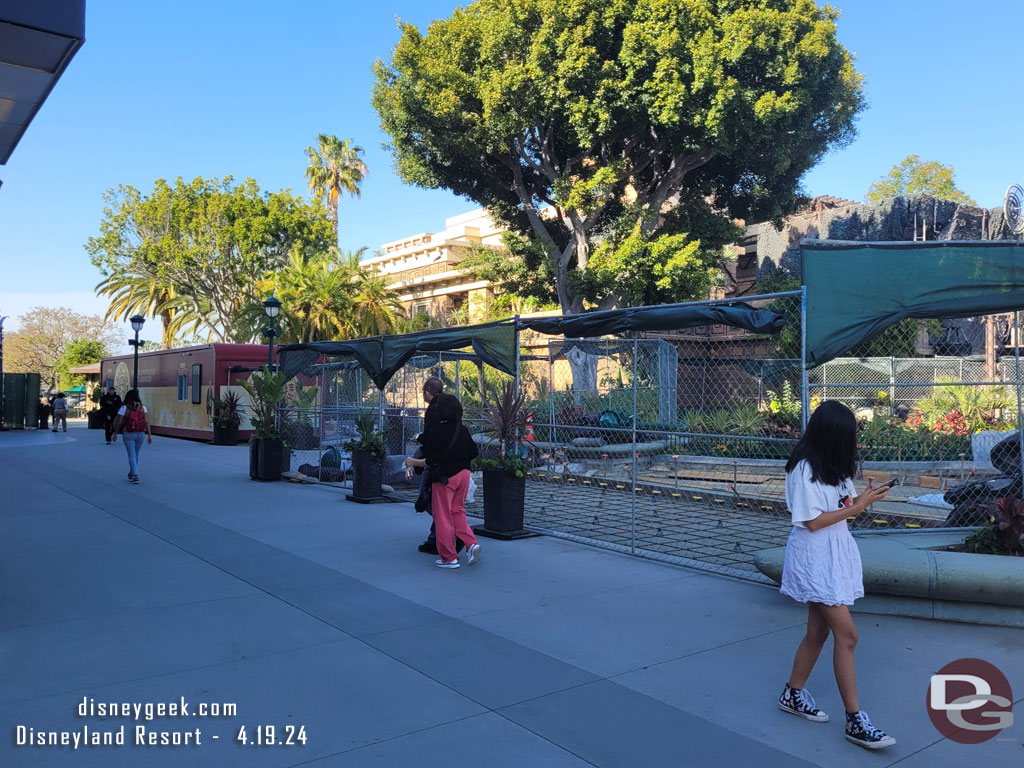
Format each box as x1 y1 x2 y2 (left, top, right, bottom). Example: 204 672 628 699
123 432 145 476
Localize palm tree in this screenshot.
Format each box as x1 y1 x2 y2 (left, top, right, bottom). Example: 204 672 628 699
272 248 360 342
95 272 179 348
304 135 367 240
351 270 406 337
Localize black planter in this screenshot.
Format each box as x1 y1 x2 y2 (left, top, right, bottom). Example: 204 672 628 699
475 469 538 540
251 437 283 481
347 448 387 503
213 422 239 445
87 410 105 429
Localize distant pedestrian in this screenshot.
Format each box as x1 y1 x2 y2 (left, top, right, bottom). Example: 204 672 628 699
111 389 152 484
404 393 480 569
51 392 68 433
99 386 123 444
38 398 52 430
776 401 894 750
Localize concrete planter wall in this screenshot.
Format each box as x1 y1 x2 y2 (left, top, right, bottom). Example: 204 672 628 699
754 530 1024 627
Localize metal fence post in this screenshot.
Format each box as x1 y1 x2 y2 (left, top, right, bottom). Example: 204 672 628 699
800 285 810 431
1014 312 1024 483
631 331 639 555
548 344 556 450
513 316 521 394
889 356 896 416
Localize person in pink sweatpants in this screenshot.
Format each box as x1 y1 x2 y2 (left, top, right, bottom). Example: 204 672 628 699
404 393 481 569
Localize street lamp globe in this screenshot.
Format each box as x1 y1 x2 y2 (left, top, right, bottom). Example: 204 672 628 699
130 315 146 333
263 296 281 319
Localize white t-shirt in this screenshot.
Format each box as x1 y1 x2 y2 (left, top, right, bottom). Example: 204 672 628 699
785 459 856 528
117 405 148 416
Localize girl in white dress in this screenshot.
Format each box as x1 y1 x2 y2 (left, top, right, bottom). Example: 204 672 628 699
776 401 896 750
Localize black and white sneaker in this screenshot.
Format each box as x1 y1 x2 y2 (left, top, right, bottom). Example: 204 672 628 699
778 684 829 722
131 475 140 484
845 710 895 749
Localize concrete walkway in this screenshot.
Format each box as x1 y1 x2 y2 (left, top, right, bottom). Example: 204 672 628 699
1 425 1021 767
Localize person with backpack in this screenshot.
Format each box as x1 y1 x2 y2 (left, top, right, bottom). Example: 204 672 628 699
111 389 152 484
51 392 69 433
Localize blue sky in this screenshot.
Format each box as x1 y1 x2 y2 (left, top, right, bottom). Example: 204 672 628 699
1 0 1021 334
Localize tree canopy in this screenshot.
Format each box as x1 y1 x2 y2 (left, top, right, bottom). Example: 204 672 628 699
3 307 117 390
56 339 108 390
373 0 864 313
233 247 407 343
87 176 334 344
866 154 976 205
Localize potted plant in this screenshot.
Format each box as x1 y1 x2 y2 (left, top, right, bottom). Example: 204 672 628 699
344 413 387 502
240 368 286 481
87 385 105 429
474 381 536 539
211 390 242 445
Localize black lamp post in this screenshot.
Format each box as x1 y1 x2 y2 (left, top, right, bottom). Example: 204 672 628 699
129 315 145 388
262 296 281 371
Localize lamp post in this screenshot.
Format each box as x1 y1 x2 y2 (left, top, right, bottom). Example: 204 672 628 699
129 315 145 389
262 296 281 371
0 316 6 429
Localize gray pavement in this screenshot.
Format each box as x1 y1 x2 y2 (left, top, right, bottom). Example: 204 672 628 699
1 424 1022 767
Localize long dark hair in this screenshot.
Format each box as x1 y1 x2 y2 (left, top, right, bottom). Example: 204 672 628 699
124 389 143 409
785 400 858 486
434 393 463 423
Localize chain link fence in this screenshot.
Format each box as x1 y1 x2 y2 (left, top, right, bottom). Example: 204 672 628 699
807 312 1024 532
272 296 1024 583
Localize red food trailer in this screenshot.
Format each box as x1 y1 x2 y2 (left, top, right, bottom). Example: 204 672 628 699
100 344 271 440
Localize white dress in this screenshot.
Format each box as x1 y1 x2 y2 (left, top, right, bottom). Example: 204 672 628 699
780 460 864 606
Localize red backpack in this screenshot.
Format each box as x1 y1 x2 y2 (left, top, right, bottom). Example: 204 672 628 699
125 405 148 432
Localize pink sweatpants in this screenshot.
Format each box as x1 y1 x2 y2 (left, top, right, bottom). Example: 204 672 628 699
432 469 478 562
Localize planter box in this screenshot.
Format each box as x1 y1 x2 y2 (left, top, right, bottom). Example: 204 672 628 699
474 469 538 540
347 448 387 503
212 423 239 445
249 438 283 481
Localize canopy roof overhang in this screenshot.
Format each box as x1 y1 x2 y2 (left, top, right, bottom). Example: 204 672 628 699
0 1 85 165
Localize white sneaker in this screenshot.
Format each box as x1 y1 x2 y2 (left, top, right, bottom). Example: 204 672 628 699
435 559 460 569
466 543 481 566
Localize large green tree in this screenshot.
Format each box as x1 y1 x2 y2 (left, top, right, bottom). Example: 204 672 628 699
87 176 334 343
304 135 368 240
372 0 864 314
866 153 976 205
55 339 108 390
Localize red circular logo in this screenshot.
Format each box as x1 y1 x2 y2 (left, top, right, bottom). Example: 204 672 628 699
926 658 1014 744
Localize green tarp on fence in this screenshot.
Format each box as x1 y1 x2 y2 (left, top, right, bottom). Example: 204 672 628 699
278 320 517 389
518 302 785 337
803 240 1024 367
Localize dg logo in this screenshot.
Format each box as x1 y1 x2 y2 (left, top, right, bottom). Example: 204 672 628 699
927 658 1014 744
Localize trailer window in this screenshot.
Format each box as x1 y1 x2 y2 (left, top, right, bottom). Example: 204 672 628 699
177 374 188 402
191 364 202 404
